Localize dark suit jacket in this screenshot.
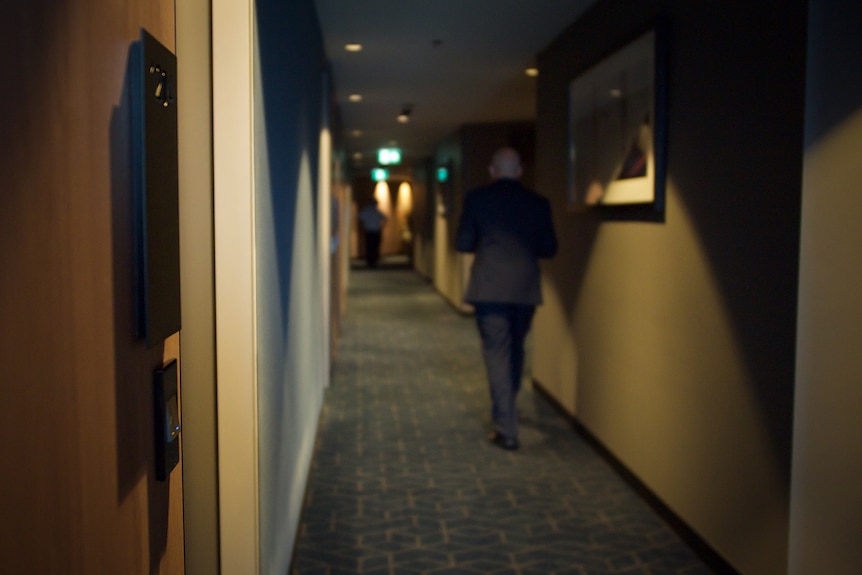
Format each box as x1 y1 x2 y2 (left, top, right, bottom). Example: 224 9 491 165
455 178 557 305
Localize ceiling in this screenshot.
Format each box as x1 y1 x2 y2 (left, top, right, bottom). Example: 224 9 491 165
313 0 597 172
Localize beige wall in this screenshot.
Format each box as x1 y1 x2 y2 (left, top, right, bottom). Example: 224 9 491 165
176 0 218 572
790 1 862 572
0 2 184 574
214 0 333 572
212 0 258 570
409 162 436 280
532 3 807 574
330 156 351 354
433 134 467 308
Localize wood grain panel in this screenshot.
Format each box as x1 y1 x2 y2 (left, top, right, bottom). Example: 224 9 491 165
0 1 184 573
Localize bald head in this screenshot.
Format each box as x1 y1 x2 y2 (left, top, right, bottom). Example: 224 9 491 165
489 147 523 180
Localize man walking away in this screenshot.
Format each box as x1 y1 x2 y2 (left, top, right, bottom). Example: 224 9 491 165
455 147 558 450
358 198 387 268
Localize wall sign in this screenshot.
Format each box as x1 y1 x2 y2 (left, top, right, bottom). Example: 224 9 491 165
131 29 182 346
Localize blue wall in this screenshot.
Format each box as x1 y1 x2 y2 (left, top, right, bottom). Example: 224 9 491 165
253 0 328 571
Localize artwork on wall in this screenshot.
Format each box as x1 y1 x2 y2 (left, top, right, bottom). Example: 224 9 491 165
567 24 667 215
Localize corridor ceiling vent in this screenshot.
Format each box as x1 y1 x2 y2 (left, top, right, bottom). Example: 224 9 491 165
344 43 363 52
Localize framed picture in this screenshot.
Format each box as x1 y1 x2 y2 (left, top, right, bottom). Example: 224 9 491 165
567 25 667 215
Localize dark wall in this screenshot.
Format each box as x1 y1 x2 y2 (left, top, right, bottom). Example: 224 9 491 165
461 122 536 190
430 123 538 307
438 122 537 238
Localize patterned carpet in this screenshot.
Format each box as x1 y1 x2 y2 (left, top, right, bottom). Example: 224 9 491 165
291 264 714 575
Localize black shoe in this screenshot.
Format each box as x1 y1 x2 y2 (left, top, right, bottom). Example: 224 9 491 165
488 431 519 451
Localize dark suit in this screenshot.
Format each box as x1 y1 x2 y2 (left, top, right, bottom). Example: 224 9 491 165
455 177 557 442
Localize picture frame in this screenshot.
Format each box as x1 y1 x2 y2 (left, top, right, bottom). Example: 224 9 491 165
567 24 668 216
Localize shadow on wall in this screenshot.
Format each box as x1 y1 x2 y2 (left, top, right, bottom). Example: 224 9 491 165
669 73 803 483
255 10 321 334
545 210 601 327
251 0 329 570
111 44 172 569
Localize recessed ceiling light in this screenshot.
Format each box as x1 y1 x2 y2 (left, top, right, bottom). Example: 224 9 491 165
348 94 363 102
609 88 623 98
344 43 363 52
396 104 413 123
351 129 363 137
525 67 539 77
352 152 363 160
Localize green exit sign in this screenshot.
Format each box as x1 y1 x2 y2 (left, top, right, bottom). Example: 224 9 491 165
371 168 389 182
377 148 402 165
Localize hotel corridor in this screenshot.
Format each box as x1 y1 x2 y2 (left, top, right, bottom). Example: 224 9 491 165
291 266 714 575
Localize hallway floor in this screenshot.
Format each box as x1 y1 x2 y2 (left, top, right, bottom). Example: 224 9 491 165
291 265 714 575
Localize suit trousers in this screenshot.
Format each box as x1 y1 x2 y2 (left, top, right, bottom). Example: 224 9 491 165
474 302 535 441
365 231 382 267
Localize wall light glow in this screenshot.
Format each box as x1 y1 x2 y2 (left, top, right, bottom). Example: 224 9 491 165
374 181 392 214
397 182 413 215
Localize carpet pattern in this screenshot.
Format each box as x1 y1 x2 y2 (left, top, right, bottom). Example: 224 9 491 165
291 267 713 575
